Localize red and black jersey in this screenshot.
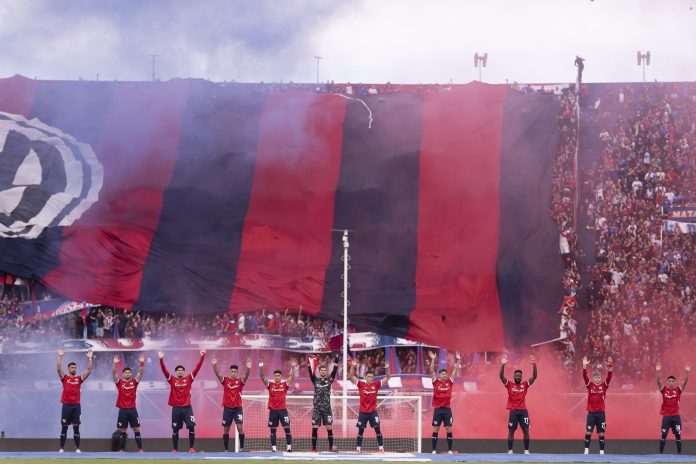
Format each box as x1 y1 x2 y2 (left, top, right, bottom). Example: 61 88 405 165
115 378 139 409
504 380 530 410
583 369 612 412
221 377 245 408
660 386 682 416
432 378 454 408
61 375 84 404
267 381 289 410
357 380 382 413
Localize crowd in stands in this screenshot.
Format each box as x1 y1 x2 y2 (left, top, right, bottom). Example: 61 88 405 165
0 304 341 344
548 85 582 368
581 83 696 385
204 80 456 96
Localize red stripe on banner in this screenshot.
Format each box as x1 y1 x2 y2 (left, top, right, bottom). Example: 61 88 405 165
409 83 507 353
44 81 190 308
229 92 347 315
0 75 36 116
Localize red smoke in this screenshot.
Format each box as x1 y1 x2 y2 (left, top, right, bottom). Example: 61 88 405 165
446 350 694 439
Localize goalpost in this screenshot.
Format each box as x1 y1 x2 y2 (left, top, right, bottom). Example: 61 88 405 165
232 232 423 453
235 394 422 453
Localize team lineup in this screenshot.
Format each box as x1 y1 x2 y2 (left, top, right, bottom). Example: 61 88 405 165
56 348 690 454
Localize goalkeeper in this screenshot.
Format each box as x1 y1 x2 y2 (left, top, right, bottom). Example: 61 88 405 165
308 352 340 452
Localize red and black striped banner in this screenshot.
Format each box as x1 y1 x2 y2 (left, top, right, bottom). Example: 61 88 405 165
0 75 562 352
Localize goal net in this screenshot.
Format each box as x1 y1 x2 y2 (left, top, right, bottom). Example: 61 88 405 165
236 394 422 453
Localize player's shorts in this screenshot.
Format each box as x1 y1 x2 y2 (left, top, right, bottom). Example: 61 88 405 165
222 407 244 427
61 403 81 425
117 408 140 429
432 407 454 427
268 409 290 428
508 409 530 431
171 406 196 430
661 415 682 435
586 411 606 433
356 411 380 428
312 407 334 426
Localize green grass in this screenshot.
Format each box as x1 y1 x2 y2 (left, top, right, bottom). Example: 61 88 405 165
1 461 379 464
0 461 438 464
0 461 432 464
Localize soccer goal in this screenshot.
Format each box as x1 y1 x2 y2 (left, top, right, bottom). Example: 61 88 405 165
236 394 422 453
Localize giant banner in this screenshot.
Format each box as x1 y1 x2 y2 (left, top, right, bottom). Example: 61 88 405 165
0 76 562 353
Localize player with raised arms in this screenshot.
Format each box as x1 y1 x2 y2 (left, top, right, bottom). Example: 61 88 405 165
428 350 461 454
656 361 690 454
259 358 298 452
308 352 340 452
349 358 391 453
112 354 145 452
499 354 537 454
158 350 206 452
57 347 93 453
212 356 251 452
582 355 612 454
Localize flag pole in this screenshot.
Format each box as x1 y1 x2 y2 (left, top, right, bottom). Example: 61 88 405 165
341 229 350 436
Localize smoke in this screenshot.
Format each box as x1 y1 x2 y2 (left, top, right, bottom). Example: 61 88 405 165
1 346 694 440
0 0 355 82
451 349 695 440
0 348 225 439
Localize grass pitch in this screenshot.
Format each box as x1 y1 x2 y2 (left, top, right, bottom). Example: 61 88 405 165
0 461 431 464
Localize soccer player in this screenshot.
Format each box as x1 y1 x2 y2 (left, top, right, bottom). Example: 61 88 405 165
428 350 461 454
582 355 612 454
112 354 145 452
159 350 206 452
259 358 298 452
212 356 251 452
656 361 690 454
57 347 93 453
499 354 537 454
308 352 340 452
349 358 391 453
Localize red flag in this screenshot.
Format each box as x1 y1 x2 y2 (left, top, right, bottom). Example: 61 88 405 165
328 334 343 352
308 354 317 373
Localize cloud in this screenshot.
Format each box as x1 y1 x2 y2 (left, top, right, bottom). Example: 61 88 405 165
0 0 694 83
0 0 354 82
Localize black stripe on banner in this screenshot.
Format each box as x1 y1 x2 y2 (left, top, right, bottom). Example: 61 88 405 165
135 82 268 313
496 90 563 347
320 93 423 336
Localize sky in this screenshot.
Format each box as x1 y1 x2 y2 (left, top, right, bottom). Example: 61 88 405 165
0 0 695 85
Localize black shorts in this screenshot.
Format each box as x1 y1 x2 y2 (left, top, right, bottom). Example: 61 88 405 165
661 415 682 435
61 403 81 425
432 407 453 427
357 411 380 428
268 409 290 428
508 409 530 431
172 406 195 430
586 411 606 433
223 407 244 427
312 407 334 426
117 408 140 429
